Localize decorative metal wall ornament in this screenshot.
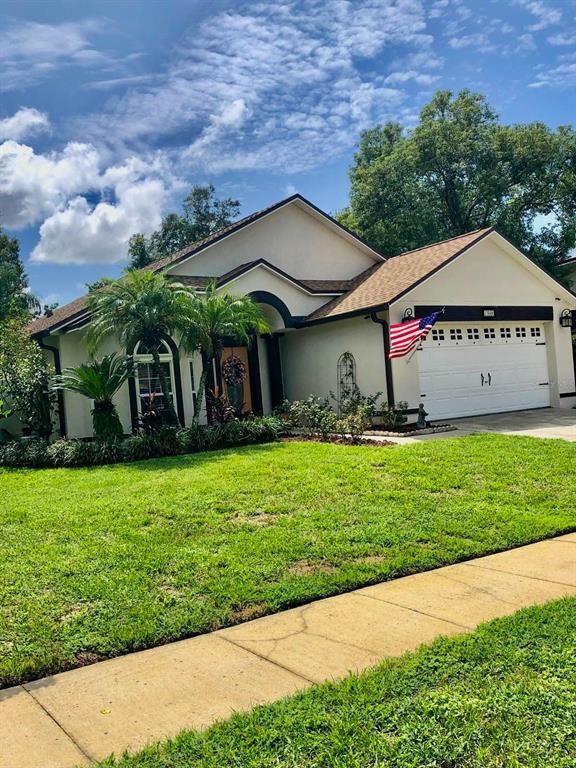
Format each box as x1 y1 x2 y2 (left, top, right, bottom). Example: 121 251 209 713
337 352 356 413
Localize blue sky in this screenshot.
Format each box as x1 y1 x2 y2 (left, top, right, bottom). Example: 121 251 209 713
1 0 575 308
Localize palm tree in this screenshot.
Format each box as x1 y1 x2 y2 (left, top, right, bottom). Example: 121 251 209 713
53 354 131 441
86 271 193 426
181 282 270 423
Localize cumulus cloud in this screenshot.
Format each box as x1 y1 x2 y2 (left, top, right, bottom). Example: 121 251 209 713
516 0 562 31
0 108 50 141
78 0 435 173
30 177 167 265
0 140 101 228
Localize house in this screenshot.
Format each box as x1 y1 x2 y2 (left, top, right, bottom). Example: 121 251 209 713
29 194 576 438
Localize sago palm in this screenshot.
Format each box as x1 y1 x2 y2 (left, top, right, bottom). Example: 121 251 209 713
86 271 194 426
53 354 132 441
181 282 270 423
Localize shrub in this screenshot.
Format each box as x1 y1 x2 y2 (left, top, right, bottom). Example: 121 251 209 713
378 400 409 429
335 406 372 441
0 416 282 469
281 396 337 438
331 386 383 419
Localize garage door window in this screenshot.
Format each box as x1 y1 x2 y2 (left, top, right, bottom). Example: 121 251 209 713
484 328 496 340
431 329 444 342
467 328 480 341
515 327 527 338
530 327 541 337
450 328 463 341
500 328 511 339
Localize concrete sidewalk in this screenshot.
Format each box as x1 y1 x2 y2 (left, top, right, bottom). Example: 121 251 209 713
2 534 575 768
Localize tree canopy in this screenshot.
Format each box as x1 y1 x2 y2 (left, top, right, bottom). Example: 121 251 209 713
339 90 576 273
0 228 40 322
127 184 240 270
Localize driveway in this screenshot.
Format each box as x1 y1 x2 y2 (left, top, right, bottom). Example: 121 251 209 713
389 407 576 443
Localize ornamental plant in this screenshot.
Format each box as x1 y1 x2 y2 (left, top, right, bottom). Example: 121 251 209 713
53 354 132 441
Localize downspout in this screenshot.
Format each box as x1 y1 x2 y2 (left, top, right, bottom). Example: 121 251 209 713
370 312 394 406
37 335 67 438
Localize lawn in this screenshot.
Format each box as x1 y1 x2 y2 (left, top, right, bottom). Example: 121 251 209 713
98 597 576 768
1 434 575 688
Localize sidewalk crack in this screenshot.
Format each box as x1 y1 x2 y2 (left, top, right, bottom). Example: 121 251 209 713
22 685 93 763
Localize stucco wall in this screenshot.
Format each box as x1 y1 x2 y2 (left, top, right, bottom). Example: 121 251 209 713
168 202 377 280
389 238 576 410
219 266 330 317
281 316 387 404
54 330 205 439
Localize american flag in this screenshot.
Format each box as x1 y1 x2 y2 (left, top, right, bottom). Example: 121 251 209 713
389 311 442 359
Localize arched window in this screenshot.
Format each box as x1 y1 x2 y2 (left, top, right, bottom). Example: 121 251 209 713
133 339 175 416
337 352 356 413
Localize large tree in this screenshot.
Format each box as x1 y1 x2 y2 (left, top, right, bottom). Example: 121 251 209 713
340 90 576 273
0 228 39 321
0 319 53 437
127 184 240 269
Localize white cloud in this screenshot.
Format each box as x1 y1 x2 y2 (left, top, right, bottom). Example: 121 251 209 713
529 61 576 88
384 70 440 85
547 32 576 46
448 33 496 52
30 177 167 265
0 18 143 92
0 140 101 228
515 0 562 31
0 108 50 141
78 0 433 173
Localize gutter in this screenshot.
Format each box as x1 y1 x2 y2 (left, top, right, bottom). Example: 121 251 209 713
369 312 394 406
37 336 66 438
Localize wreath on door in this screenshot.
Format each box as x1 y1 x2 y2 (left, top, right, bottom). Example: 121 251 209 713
222 354 247 386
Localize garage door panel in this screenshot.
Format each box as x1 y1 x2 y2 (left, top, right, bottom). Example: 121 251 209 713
417 323 549 420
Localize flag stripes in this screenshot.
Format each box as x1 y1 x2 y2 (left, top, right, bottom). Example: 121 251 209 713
389 311 441 359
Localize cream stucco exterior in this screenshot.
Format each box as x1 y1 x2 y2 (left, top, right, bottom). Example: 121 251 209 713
28 198 576 439
390 235 576 412
168 201 378 280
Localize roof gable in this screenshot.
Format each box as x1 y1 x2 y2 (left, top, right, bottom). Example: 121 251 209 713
307 228 492 322
150 194 384 275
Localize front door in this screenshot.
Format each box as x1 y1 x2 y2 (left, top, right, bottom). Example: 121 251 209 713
220 347 252 414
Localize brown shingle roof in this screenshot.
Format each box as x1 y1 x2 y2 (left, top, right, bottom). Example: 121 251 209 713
307 228 493 322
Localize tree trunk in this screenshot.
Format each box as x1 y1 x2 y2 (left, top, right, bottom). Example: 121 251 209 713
193 367 207 424
151 348 179 426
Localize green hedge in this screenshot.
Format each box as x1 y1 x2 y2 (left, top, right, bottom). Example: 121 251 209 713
0 417 282 469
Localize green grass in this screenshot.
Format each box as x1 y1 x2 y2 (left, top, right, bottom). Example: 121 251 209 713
97 597 576 768
1 435 575 688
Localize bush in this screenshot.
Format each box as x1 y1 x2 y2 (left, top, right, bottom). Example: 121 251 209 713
280 396 337 438
0 417 282 469
335 407 372 441
378 400 409 429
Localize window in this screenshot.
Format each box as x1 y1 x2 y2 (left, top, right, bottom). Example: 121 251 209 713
515 327 527 338
133 339 174 417
484 328 496 340
450 328 463 341
530 327 541 338
467 328 480 341
500 327 511 339
431 329 445 341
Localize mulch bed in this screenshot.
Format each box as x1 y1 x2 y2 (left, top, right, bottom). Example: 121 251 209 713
280 435 395 447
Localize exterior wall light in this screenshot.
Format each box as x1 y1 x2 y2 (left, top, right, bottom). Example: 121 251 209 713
402 307 414 323
559 309 572 328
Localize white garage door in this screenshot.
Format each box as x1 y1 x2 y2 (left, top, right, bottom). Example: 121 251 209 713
417 323 550 420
